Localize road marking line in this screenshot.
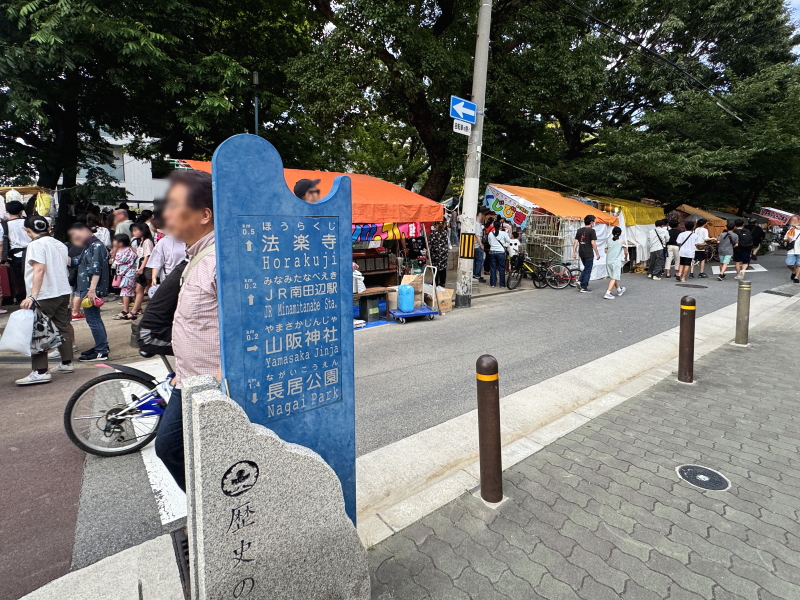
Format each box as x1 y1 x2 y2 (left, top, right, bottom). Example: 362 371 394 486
140 444 186 526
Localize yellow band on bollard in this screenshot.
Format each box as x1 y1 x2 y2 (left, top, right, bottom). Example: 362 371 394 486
476 372 499 381
680 305 696 311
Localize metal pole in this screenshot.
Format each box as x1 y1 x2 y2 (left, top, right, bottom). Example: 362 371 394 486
735 280 751 345
476 354 502 503
252 71 259 135
455 0 493 309
678 296 696 383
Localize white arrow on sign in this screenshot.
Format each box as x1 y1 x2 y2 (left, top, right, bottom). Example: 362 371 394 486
247 294 254 305
245 240 253 251
252 393 258 403
246 345 258 352
452 101 476 120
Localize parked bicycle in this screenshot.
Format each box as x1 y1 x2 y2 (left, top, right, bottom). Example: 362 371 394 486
507 253 578 290
64 354 174 457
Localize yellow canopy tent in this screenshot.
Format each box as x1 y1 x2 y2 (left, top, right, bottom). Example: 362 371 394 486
585 195 664 226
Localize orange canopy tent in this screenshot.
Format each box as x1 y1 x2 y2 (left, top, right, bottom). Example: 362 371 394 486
673 204 726 238
492 184 619 225
180 160 443 224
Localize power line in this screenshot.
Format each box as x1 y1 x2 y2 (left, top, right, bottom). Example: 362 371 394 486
480 150 594 196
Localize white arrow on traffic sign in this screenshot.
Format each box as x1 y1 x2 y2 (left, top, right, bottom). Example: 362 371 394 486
247 294 254 305
246 345 258 352
245 240 253 251
453 102 475 120
450 95 477 125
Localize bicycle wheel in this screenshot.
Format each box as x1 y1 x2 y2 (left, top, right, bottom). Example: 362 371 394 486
64 372 163 457
507 269 523 290
532 269 545 288
568 268 581 287
546 264 571 289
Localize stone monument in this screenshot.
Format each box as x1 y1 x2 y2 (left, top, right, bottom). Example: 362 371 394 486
211 134 357 522
183 375 369 600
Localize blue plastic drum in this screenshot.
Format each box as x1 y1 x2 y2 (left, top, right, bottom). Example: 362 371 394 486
398 284 415 313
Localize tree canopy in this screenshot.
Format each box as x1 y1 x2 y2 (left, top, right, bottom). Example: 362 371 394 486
1 0 799 215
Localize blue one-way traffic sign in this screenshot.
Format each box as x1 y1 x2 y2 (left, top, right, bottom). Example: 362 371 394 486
450 95 477 125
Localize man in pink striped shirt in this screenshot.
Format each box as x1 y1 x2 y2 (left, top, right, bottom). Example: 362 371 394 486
155 170 218 490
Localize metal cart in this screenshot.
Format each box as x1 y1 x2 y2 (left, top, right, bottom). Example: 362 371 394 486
389 265 439 324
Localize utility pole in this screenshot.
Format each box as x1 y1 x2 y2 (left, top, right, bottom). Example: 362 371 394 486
455 0 492 308
253 71 259 135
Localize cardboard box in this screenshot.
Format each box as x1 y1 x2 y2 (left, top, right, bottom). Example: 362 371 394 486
386 288 398 311
436 288 454 313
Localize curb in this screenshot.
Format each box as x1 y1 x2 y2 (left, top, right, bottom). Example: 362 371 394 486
355 289 800 547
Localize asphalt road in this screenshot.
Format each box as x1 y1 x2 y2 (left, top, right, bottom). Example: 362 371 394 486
0 251 793 596
354 252 795 455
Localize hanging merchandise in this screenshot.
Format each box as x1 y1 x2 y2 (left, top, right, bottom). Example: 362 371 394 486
35 192 53 217
5 188 22 204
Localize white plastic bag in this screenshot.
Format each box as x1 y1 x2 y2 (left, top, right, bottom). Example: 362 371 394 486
0 309 34 356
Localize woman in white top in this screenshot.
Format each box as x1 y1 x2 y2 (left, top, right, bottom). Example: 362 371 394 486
87 214 112 249
16 215 74 385
487 217 511 288
784 215 800 283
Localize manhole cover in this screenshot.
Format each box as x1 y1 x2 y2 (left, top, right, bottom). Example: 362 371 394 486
677 465 730 491
676 284 709 289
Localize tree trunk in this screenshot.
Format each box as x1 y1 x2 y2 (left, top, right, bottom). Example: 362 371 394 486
53 100 80 241
419 164 452 202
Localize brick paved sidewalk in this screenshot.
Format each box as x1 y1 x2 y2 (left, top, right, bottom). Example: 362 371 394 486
369 301 800 600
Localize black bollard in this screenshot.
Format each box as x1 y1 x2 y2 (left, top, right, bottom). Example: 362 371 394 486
735 280 751 346
678 296 696 383
476 354 503 503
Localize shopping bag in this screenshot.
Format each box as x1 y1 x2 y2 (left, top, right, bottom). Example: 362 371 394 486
0 309 34 356
31 307 64 354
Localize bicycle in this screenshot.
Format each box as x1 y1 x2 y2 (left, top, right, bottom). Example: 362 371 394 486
507 254 574 290
64 354 174 457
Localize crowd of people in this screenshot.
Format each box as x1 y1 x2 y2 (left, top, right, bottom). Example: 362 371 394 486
0 183 196 385
466 207 800 300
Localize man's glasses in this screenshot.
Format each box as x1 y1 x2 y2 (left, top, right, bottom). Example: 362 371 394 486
308 189 320 195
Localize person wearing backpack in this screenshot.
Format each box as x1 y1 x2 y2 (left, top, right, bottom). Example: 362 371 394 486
732 218 753 280
783 214 800 283
716 222 738 281
646 219 668 280
155 170 218 492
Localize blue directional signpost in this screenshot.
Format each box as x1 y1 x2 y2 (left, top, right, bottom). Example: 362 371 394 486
211 134 357 523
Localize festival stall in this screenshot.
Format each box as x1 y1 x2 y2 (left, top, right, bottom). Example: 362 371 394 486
670 204 726 238
759 207 795 226
485 184 619 280
0 186 55 220
180 161 445 321
572 195 664 269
